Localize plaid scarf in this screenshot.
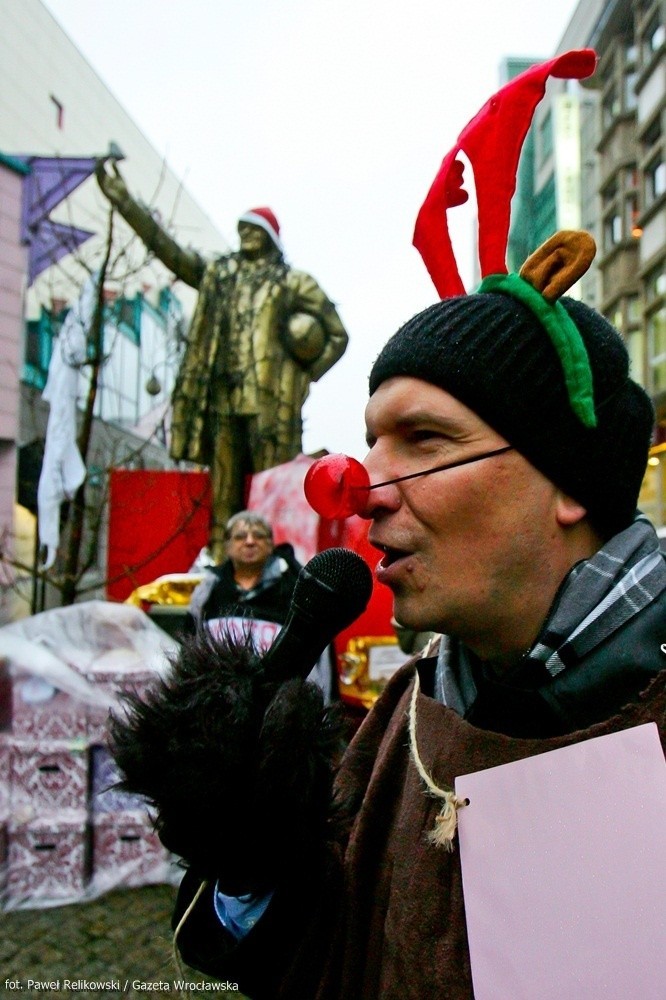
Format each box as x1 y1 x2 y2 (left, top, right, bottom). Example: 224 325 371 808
436 513 666 713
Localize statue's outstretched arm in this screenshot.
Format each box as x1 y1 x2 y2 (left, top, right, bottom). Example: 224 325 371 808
96 160 205 290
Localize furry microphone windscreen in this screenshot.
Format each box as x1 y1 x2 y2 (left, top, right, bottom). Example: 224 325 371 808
108 626 346 894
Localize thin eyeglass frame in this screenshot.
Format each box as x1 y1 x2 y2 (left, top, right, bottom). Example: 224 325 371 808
363 444 513 491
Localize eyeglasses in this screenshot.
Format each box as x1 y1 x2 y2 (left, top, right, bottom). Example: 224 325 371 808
368 444 513 490
228 528 271 542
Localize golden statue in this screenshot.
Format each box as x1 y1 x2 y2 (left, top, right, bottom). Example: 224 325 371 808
96 161 349 560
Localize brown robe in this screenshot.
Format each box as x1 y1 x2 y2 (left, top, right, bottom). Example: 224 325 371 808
175 659 666 999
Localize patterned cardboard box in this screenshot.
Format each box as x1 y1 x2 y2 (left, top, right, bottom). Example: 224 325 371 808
11 675 87 742
90 745 149 814
0 811 7 898
10 739 89 816
0 657 11 730
87 667 156 746
7 810 89 902
91 809 170 892
0 733 9 814
87 702 114 747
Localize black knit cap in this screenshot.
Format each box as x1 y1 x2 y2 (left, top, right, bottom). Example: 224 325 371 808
368 293 654 539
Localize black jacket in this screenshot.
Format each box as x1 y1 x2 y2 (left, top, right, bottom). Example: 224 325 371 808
190 543 302 629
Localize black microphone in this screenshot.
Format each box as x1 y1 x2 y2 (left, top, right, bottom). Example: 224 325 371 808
261 547 373 683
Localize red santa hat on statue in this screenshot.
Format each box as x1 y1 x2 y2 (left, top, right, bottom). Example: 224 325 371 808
238 206 282 251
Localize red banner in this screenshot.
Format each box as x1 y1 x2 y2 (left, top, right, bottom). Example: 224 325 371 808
106 469 211 601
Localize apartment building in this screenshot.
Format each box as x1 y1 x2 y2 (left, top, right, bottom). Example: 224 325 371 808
510 0 666 527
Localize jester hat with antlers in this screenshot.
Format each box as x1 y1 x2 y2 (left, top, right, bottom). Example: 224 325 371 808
369 49 654 539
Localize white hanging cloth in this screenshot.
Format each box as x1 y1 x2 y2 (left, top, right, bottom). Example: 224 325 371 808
37 272 98 569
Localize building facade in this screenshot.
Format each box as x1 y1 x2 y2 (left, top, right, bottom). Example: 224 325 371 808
509 0 666 528
0 155 30 623
0 0 229 618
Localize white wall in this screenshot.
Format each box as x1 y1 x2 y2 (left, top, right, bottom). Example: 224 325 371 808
0 0 229 320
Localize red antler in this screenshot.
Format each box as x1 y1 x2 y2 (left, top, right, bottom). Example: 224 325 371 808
413 49 597 298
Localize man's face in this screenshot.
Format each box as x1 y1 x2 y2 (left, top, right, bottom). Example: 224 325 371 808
363 377 567 654
226 521 273 574
238 222 271 259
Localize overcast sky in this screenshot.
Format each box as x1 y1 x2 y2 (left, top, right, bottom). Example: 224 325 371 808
42 0 582 459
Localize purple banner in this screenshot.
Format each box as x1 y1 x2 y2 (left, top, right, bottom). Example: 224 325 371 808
15 155 98 284
27 219 95 286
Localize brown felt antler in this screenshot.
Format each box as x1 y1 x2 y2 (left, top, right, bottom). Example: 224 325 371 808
519 230 596 303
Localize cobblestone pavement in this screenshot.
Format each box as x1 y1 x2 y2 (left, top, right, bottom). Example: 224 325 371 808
1 885 246 999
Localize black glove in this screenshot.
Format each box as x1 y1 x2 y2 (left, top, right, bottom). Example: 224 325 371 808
108 625 345 896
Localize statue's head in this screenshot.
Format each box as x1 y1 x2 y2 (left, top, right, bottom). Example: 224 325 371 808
237 207 283 260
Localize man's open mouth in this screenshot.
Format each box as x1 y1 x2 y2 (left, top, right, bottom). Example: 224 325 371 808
374 543 411 569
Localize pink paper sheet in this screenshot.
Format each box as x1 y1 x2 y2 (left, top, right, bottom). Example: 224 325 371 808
456 722 666 1000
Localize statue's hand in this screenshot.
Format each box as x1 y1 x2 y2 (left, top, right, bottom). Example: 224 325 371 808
94 157 202 286
95 159 131 209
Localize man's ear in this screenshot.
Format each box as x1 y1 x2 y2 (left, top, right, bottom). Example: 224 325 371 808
554 490 588 527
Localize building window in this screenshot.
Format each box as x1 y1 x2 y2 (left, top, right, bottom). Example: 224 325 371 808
611 306 624 332
628 293 642 326
533 175 556 246
22 306 67 388
648 305 666 392
602 178 618 206
648 17 666 55
112 295 142 345
158 285 186 345
88 288 182 427
93 325 141 425
646 263 666 304
640 13 665 67
628 327 647 386
604 213 623 249
642 116 662 153
602 86 620 129
626 194 642 237
624 69 638 111
645 156 666 207
538 110 553 165
625 166 640 191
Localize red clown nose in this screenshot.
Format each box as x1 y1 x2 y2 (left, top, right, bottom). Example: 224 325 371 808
304 454 370 519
